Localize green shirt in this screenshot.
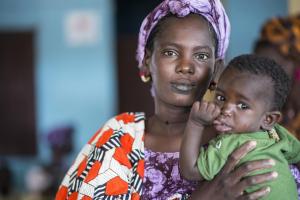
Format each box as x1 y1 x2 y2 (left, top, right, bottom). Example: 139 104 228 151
197 124 300 200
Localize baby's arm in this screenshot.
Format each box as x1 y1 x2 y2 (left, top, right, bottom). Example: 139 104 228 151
179 101 220 181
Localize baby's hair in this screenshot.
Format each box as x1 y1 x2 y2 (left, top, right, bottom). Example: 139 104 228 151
145 14 218 57
226 54 291 111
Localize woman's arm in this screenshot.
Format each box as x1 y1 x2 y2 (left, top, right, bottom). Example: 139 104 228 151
189 141 277 200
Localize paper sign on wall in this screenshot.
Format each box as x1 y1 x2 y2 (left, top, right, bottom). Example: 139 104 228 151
65 11 99 47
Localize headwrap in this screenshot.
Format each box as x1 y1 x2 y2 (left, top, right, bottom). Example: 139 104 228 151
136 0 231 67
258 14 300 62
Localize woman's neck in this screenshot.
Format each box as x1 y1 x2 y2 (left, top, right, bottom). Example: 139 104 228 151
147 103 191 136
152 113 188 126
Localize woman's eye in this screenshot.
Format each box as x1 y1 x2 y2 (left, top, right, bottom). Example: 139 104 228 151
163 50 177 57
237 103 249 110
195 53 209 60
216 95 225 102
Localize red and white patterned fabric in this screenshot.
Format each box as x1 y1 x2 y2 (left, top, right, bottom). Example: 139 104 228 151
56 112 145 200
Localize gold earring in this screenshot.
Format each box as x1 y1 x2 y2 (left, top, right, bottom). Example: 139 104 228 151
139 71 151 83
141 75 151 83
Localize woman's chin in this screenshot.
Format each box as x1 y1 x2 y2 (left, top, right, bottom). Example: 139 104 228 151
172 97 196 107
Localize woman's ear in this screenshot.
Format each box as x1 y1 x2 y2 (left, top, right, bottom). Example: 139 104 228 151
208 59 224 91
208 81 217 91
139 49 152 83
142 49 152 69
212 59 225 83
261 111 282 130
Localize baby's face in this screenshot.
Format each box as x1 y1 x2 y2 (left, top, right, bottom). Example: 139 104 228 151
213 68 273 134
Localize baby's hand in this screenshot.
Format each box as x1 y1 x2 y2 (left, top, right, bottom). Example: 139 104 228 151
189 101 220 126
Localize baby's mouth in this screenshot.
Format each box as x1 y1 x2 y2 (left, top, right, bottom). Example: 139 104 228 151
213 119 232 133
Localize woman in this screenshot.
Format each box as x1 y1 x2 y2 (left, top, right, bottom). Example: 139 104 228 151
56 1 292 199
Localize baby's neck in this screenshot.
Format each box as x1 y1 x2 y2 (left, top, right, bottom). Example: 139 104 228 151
218 128 270 135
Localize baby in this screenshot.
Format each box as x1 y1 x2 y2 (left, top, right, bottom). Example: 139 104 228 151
180 54 300 200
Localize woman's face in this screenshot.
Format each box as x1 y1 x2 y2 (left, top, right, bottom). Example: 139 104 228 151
145 14 217 108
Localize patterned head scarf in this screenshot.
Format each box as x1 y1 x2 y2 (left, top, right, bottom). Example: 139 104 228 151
136 0 231 68
258 14 300 62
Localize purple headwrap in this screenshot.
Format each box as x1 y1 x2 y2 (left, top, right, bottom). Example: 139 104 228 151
136 0 230 67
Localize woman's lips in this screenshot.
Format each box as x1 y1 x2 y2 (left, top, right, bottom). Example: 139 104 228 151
213 119 232 133
171 80 196 94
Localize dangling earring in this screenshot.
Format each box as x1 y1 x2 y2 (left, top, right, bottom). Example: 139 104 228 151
209 81 217 91
139 71 151 83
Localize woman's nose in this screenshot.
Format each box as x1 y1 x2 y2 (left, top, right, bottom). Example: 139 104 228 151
175 58 194 74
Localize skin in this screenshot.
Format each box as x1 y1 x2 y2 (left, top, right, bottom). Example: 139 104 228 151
181 67 300 193
180 68 281 181
144 14 218 152
213 69 280 133
142 14 277 199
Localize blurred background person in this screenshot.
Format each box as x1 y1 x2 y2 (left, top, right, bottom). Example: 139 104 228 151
254 14 300 140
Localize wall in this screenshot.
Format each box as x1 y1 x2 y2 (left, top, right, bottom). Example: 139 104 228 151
0 0 116 191
226 0 287 61
289 0 300 15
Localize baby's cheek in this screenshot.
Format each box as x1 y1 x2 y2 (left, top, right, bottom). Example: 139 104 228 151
236 118 260 133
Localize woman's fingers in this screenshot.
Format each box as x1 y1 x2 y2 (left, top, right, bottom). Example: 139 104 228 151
238 187 271 200
234 171 277 197
231 159 275 180
221 141 257 175
199 141 278 200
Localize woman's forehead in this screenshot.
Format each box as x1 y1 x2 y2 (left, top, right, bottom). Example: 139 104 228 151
136 0 231 67
156 15 214 45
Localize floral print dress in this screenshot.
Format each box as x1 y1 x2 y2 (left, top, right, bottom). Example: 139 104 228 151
142 148 198 200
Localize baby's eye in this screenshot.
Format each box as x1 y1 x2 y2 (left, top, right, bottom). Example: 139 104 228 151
163 50 177 57
195 53 209 60
237 103 249 110
216 95 225 102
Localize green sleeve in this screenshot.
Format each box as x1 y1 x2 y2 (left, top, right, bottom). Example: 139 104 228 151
276 124 300 163
197 135 243 180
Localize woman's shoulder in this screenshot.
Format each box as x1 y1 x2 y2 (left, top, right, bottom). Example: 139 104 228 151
87 112 146 146
103 112 145 125
114 112 145 123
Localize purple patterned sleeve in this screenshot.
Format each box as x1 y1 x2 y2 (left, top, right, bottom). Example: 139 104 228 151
290 165 300 199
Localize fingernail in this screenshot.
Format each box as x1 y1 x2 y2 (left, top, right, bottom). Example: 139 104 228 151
249 141 257 148
268 159 276 166
272 171 278 178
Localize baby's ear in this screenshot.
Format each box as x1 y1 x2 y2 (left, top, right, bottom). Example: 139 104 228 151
261 111 282 131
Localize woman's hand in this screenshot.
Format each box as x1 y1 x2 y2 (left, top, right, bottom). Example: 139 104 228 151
189 141 277 200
